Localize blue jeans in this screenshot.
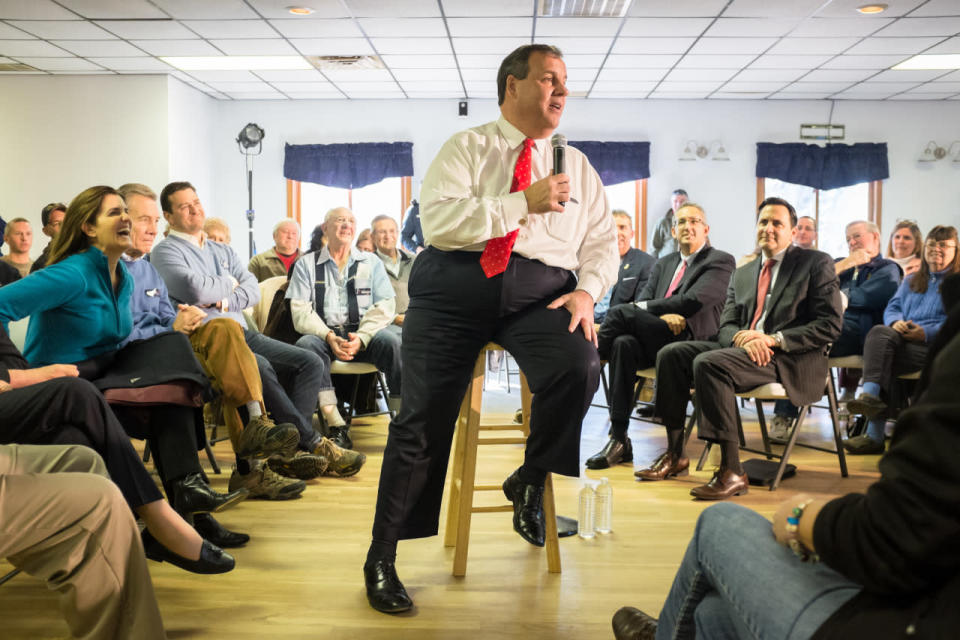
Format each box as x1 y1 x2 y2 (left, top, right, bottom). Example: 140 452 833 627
656 503 860 640
296 329 402 398
244 329 327 450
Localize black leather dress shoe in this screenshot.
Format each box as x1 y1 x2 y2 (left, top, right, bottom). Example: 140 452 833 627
363 560 413 614
141 529 235 574
170 473 249 519
634 404 656 418
327 425 353 450
586 437 633 469
193 513 250 548
612 607 658 640
502 470 545 547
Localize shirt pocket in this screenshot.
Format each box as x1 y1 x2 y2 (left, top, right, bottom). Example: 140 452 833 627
353 276 372 311
541 199 581 244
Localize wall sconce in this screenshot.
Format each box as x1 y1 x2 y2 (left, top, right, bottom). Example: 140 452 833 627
918 140 960 162
679 140 730 161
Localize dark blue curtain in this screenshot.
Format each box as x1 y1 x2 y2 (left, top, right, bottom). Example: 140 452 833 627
756 142 888 191
283 142 414 189
570 141 650 184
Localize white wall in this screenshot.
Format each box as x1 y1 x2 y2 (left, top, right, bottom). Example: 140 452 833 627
167 77 218 215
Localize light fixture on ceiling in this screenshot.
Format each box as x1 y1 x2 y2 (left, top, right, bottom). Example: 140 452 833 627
856 4 888 14
679 140 729 162
287 6 314 15
893 54 960 70
918 141 960 163
161 56 312 71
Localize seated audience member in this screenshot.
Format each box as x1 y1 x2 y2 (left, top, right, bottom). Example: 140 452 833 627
844 225 959 454
400 199 424 254
356 227 375 252
118 183 323 502
793 215 817 250
287 207 401 449
371 214 415 329
1 217 33 279
592 203 734 470
611 320 960 640
0 186 237 574
31 202 66 273
150 182 365 483
650 189 687 259
593 210 655 323
769 220 900 440
202 216 231 244
0 259 18 286
249 219 301 281
639 197 842 498
887 219 923 277
0 444 167 639
309 224 326 252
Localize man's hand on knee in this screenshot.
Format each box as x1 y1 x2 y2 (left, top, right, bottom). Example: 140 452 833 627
547 289 597 347
742 337 775 366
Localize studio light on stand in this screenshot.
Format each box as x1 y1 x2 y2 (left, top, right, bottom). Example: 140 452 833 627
237 122 265 259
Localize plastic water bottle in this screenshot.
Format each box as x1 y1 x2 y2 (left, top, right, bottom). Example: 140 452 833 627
578 482 596 539
595 477 612 534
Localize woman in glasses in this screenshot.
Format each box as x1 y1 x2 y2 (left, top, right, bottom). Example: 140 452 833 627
886 220 923 277
845 225 959 454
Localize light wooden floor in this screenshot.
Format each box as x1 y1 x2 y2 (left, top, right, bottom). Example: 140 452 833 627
0 384 880 639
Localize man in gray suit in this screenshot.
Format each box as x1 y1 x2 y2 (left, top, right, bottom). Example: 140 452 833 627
641 197 842 499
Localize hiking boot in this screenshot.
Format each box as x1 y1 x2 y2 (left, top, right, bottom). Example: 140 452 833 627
236 414 299 460
313 437 366 477
267 451 328 480
229 464 306 500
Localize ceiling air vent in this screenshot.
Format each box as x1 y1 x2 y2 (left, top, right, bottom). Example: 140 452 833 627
306 55 384 71
0 62 38 72
539 0 632 18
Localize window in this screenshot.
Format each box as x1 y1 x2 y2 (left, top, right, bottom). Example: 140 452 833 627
759 178 882 258
605 179 647 250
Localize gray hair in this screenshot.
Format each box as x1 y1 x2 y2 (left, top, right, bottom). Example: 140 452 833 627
497 44 563 105
674 202 707 224
370 214 398 229
846 220 880 235
117 183 157 202
272 219 300 236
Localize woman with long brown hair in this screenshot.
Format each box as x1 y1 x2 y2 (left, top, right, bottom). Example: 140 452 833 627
885 220 923 277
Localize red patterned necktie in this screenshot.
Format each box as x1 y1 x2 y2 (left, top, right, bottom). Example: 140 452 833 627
749 259 776 330
665 259 687 298
479 137 534 278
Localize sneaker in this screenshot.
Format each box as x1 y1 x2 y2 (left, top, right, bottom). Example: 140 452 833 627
842 434 885 455
767 415 793 443
846 393 887 420
229 465 306 500
313 437 366 477
235 414 299 460
267 451 328 480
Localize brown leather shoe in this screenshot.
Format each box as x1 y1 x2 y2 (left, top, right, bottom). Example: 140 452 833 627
690 468 749 500
612 606 658 640
634 451 689 481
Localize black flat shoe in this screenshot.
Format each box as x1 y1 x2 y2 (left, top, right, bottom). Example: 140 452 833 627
502 470 545 547
141 529 235 574
586 436 633 469
193 513 250 548
170 472 248 518
363 560 413 614
327 426 353 450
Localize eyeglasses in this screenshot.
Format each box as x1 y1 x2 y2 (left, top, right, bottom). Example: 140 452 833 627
925 241 957 251
674 217 705 227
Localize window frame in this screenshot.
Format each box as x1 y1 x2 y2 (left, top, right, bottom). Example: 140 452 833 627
285 176 413 228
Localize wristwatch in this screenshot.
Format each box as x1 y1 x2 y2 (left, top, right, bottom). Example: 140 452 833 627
770 333 783 348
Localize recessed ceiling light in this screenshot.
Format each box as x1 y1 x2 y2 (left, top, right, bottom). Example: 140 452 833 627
892 54 960 70
161 56 312 71
287 6 314 15
856 4 888 14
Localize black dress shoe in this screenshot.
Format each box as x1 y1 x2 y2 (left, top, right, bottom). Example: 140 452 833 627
363 560 413 614
612 607 658 640
170 472 249 519
502 470 545 547
141 529 235 574
327 425 353 450
193 513 250 548
634 404 655 418
586 437 633 469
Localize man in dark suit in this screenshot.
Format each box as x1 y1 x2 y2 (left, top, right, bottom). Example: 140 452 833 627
640 197 842 499
594 211 655 323
590 203 735 469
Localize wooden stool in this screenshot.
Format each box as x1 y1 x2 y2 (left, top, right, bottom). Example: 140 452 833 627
443 343 561 577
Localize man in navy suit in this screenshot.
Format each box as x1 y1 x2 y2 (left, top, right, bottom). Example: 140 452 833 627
591 203 735 469
643 197 842 499
594 210 655 323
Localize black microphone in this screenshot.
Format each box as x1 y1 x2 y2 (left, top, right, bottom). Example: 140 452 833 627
551 133 566 206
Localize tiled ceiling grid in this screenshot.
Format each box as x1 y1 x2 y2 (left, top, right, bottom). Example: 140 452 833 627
0 0 959 101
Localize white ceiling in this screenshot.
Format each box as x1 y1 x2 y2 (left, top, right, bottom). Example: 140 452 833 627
1 0 959 101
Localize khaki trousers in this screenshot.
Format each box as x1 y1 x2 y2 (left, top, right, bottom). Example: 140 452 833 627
189 318 263 449
0 444 165 640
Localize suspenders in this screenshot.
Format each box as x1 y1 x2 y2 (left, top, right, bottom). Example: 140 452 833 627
314 253 360 337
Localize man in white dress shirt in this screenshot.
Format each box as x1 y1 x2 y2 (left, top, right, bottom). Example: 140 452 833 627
363 43 619 614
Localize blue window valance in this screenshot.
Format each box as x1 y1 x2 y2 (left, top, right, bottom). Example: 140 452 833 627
283 141 414 190
756 142 889 191
570 141 650 185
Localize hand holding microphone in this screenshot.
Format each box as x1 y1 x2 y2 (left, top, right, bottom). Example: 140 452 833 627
522 133 570 213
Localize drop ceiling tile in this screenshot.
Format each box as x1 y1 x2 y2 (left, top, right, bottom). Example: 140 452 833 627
874 69 953 82
674 54 757 68
341 90 406 98
440 0 532 17
619 18 713 37
789 81 857 92
704 18 799 37
209 39 297 55
290 38 374 55
889 92 955 99
596 68 669 82
91 56 173 71
722 80 789 91
790 17 893 37
813 0 925 18
186 70 261 81
45 69 113 74
656 80 725 91
333 80 399 90
925 37 960 54
846 37 944 55
248 0 349 18
268 81 333 91
876 17 960 37
627 0 728 17
749 54 833 68
16 57 105 70
734 68 808 81
374 37 453 54
131 39 222 56
405 91 465 98
0 0 78 19
909 0 960 16
547 37 614 54
589 91 654 98
768 92 831 99
283 91 345 99
536 17 622 37
0 40 73 56
832 91 900 99
819 54 910 69
910 81 960 92
397 81 461 92
451 38 530 55
7 20 116 40
934 70 960 81
357 18 447 38
268 18 363 39
565 79 595 91
854 81 922 92
456 54 506 68
93 20 198 39
612 38 696 54
689 37 778 54
562 54 608 68
322 68 394 82
665 68 739 82
463 83 497 97
57 0 168 19
603 54 681 68
712 91 772 98
255 69 326 81
459 68 495 81
226 92 286 100
591 81 658 91
150 0 259 19
393 67 461 81
181 20 277 39
648 91 711 98
0 23 36 39
51 39 147 57
767 37 859 55
380 54 457 69
348 0 440 17
445 17 531 37
725 0 826 18
801 68 878 81
210 81 274 91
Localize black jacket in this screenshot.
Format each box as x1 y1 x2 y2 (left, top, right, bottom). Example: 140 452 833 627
609 247 655 307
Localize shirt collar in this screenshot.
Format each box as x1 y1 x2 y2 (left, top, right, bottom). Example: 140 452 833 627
169 229 205 248
679 242 706 264
496 115 547 154
762 246 789 265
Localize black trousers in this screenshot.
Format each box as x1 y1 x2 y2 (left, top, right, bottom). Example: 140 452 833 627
598 304 687 429
372 249 601 542
0 376 163 511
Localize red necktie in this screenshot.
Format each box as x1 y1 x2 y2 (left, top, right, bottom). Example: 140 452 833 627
749 259 776 330
479 138 534 278
665 259 687 298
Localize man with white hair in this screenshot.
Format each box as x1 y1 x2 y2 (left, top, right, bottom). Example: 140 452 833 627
249 219 301 281
371 214 415 328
